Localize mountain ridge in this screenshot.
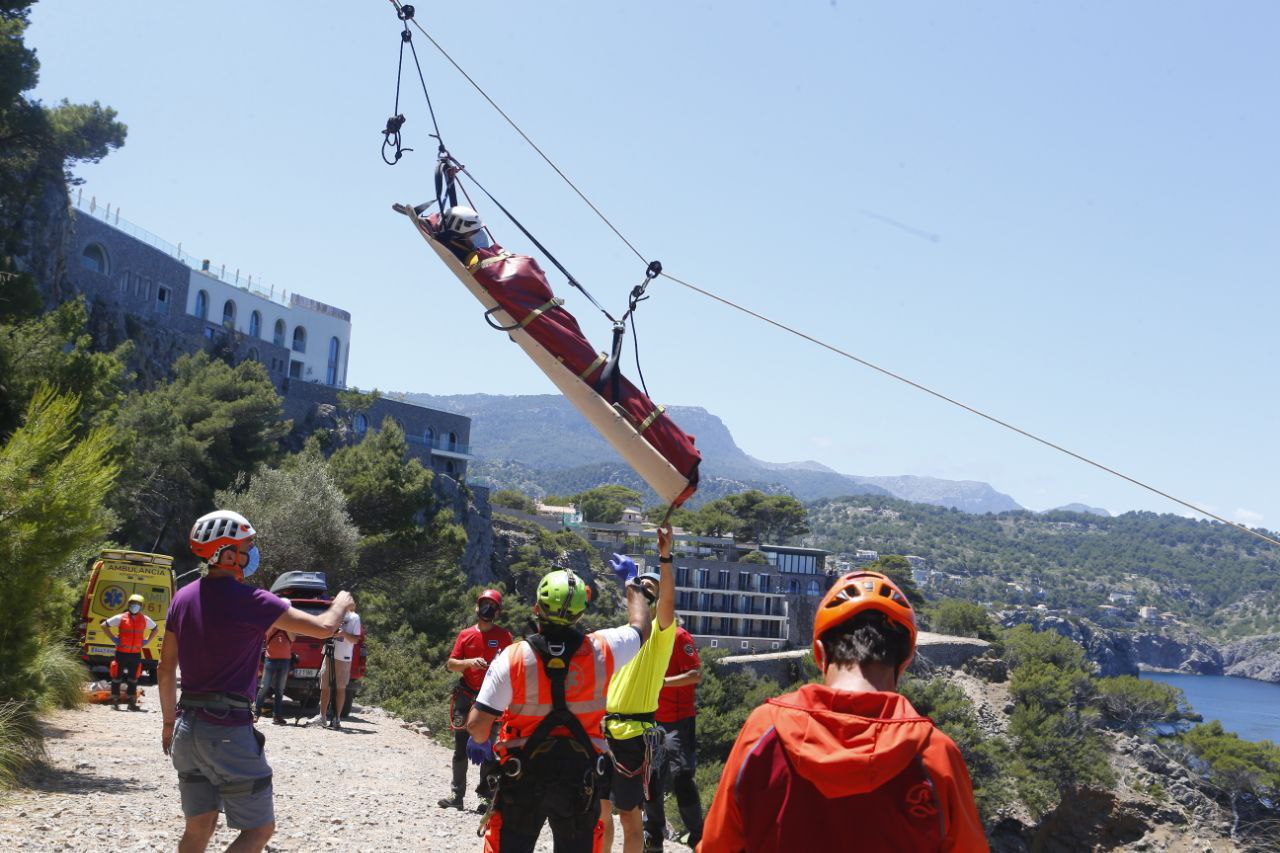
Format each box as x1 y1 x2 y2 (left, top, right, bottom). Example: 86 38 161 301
397 392 1022 513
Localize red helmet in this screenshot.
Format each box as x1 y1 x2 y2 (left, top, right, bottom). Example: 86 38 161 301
477 589 503 607
190 510 256 561
812 571 917 677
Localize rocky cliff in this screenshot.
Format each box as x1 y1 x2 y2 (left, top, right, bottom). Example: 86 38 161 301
1220 634 1280 684
998 611 1227 678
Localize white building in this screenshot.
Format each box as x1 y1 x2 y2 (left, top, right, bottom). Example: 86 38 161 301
185 268 351 387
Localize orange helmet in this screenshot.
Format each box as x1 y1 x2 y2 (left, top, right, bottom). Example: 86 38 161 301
190 510 256 561
812 570 917 677
478 589 503 607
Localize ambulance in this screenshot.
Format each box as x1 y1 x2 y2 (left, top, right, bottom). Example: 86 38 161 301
78 549 174 679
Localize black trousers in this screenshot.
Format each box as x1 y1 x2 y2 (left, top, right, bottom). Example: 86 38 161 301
643 716 704 845
111 651 141 702
490 759 601 853
449 691 474 797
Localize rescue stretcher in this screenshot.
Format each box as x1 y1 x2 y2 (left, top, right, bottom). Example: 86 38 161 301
394 206 700 507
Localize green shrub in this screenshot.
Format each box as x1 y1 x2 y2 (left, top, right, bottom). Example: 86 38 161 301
0 701 43 791
901 674 1015 820
33 641 87 713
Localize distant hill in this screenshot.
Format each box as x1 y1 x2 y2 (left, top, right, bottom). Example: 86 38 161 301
804 494 1280 640
398 392 1021 513
1047 502 1111 517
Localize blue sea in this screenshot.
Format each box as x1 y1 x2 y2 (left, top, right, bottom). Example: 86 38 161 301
1141 672 1280 743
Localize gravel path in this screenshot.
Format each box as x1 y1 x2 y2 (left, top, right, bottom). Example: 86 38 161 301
3 689 693 852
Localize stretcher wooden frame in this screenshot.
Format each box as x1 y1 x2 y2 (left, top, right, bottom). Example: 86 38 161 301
394 204 694 506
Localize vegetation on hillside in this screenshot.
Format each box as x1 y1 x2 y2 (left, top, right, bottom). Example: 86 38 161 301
805 495 1280 638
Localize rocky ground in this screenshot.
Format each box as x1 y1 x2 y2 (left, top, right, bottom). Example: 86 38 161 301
2 690 694 852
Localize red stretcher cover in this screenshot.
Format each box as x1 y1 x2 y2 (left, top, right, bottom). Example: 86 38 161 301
425 214 700 506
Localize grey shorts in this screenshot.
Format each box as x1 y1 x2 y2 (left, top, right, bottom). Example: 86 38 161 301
171 713 274 829
319 656 351 688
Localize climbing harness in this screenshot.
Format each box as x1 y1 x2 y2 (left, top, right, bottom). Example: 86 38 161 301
477 630 607 838
604 713 666 800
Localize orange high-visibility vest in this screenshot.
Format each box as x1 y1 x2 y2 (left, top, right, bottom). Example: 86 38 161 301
496 632 615 758
115 612 148 654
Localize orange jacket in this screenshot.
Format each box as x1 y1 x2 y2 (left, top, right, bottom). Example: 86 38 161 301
699 684 988 853
494 634 615 758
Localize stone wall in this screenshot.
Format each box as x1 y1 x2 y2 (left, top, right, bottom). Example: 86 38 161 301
716 631 990 684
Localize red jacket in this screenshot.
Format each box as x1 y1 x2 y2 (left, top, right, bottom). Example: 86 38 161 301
657 626 700 723
700 684 988 853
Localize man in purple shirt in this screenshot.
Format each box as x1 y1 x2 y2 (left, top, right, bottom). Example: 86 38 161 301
159 510 354 853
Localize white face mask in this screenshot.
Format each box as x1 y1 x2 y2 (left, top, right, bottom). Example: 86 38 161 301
128 604 142 614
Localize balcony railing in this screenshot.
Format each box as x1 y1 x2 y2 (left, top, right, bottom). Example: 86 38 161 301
72 192 290 306
403 434 472 456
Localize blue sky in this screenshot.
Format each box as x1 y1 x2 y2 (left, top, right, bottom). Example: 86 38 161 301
28 1 1279 527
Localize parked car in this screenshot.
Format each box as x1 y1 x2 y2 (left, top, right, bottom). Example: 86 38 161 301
78 550 174 679
268 571 366 718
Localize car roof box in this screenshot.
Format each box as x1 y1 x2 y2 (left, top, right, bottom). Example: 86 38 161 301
270 571 328 597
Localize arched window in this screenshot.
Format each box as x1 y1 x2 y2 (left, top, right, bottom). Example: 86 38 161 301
222 299 236 327
447 431 459 450
81 244 108 274
353 413 368 436
273 319 286 347
424 427 435 447
445 460 457 475
194 289 209 320
805 580 821 596
247 347 259 362
326 336 341 385
249 310 261 338
292 326 306 353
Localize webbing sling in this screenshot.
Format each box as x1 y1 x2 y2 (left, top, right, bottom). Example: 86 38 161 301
178 771 273 797
518 630 599 759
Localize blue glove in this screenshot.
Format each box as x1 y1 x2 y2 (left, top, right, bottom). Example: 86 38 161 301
609 553 638 585
466 736 496 766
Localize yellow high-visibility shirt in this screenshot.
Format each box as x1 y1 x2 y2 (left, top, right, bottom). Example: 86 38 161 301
604 618 676 740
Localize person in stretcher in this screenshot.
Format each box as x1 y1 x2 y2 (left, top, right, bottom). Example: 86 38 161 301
415 201 702 507
434 205 494 262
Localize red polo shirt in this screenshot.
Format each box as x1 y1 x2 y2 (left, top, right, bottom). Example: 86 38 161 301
450 623 514 692
656 626 700 723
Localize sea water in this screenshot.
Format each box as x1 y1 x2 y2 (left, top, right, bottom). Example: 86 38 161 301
1141 672 1280 743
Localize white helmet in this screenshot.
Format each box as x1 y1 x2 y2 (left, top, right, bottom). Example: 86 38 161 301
190 509 256 561
443 205 484 236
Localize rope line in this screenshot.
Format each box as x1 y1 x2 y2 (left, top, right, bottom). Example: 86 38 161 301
658 271 1280 550
382 1 1279 551
390 2 649 265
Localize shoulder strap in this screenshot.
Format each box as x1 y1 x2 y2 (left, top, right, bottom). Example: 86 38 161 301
520 630 599 756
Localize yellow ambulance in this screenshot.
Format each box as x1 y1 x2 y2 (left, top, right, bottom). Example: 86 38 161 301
78 549 174 678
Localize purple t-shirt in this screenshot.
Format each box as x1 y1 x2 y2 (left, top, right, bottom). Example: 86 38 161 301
167 575 289 726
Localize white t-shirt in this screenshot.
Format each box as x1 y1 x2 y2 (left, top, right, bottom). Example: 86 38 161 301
476 625 643 714
104 613 157 631
334 612 361 662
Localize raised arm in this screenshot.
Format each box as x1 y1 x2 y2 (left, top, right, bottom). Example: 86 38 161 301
627 580 653 644
271 591 355 638
656 524 675 630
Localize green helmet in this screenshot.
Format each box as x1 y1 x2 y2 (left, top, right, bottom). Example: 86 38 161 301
536 570 590 625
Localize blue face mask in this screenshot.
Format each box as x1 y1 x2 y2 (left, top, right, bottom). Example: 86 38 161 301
243 546 260 579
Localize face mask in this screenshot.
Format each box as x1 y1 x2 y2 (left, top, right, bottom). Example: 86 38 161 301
477 604 498 623
128 604 141 615
243 546 260 579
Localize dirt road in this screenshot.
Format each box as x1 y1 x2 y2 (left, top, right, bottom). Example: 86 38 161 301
3 690 694 852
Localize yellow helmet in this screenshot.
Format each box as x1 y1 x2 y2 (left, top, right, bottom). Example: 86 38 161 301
127 593 145 606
